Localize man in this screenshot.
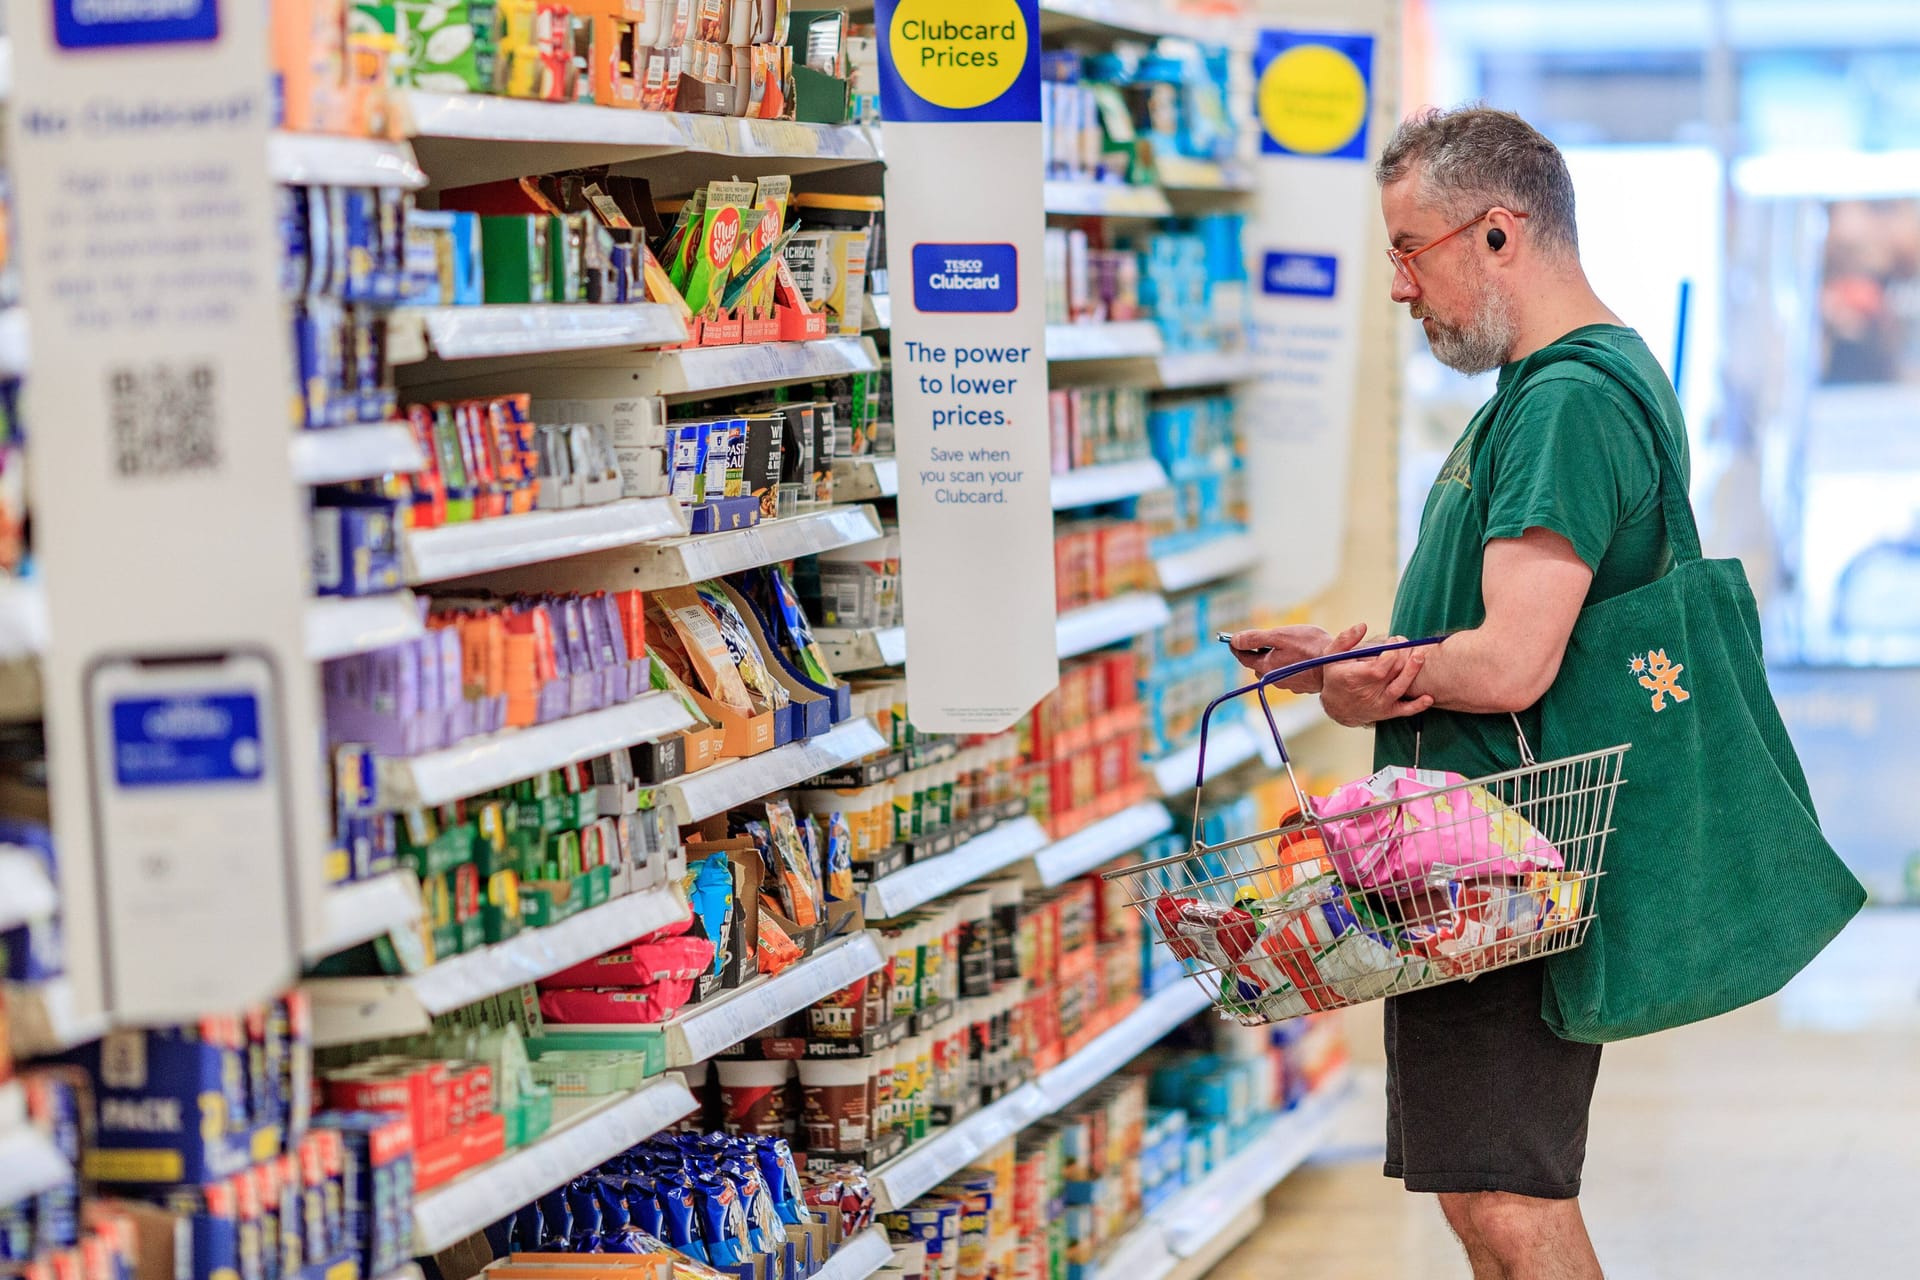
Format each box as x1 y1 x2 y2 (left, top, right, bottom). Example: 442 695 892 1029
1230 106 1693 1280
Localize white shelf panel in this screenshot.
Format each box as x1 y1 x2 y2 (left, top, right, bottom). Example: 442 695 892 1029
629 933 887 1066
1056 592 1172 660
1046 322 1165 363
6 977 109 1058
1033 800 1173 888
1034 983 1211 1111
1050 458 1170 510
863 817 1050 919
394 304 689 363
313 873 424 960
403 497 689 585
404 92 879 164
1151 719 1261 797
1154 154 1256 194
632 337 878 399
1044 181 1173 218
0 579 46 661
411 1076 698 1255
1077 1074 1351 1280
0 1083 72 1209
865 294 892 332
834 456 899 502
0 310 30 378
659 718 890 826
816 626 907 674
873 1083 1047 1211
268 131 428 189
291 422 427 486
1039 0 1253 50
1152 533 1259 594
620 505 883 589
305 592 426 663
307 886 691 1044
1252 698 1332 766
1154 350 1261 389
375 693 697 810
814 1228 894 1280
0 846 56 932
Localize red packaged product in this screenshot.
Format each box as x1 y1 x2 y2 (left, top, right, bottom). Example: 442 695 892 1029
537 934 715 989
538 984 698 1024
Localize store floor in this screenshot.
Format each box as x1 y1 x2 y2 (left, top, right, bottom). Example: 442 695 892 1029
1215 910 1920 1277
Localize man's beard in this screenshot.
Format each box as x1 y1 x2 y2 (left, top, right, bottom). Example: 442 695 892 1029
1414 269 1517 375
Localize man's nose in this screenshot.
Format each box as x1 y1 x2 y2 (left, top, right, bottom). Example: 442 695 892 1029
1390 271 1419 304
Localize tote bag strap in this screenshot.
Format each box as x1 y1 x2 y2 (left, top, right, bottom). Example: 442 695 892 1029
1495 337 1705 566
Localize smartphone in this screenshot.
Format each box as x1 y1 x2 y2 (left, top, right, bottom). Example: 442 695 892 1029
1218 632 1272 656
86 651 299 1019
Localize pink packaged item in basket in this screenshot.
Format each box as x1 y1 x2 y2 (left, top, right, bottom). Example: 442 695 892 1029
1312 766 1562 894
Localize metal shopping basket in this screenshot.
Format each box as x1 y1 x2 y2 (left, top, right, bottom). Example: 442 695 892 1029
1105 638 1630 1025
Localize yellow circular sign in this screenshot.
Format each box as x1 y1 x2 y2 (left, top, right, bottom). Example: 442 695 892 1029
890 0 1028 111
1258 44 1368 155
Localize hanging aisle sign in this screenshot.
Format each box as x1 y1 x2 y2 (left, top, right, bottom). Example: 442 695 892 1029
1245 28 1378 607
5 0 325 1021
877 0 1058 733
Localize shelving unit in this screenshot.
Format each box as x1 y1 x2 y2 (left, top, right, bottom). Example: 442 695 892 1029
1033 983 1212 1109
371 693 697 810
409 1076 698 1255
1047 322 1166 364
291 422 428 486
1152 533 1260 594
5 978 110 1060
616 505 884 589
862 817 1051 918
1044 181 1174 218
267 131 428 189
0 1081 72 1209
811 1229 894 1280
1057 592 1174 660
304 592 427 663
0 577 46 662
402 498 689 585
1150 718 1261 797
304 884 690 1046
314 872 425 960
1154 350 1262 389
628 337 879 400
1050 458 1171 510
1032 801 1174 887
815 625 907 673
656 718 891 826
0 844 57 932
391 303 689 363
833 456 900 502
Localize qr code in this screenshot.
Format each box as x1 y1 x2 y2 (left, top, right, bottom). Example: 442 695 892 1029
109 363 220 477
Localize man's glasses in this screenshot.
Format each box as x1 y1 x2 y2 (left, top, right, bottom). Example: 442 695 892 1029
1386 209 1530 289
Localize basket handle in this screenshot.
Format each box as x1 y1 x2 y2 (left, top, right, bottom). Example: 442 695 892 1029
1189 635 1448 827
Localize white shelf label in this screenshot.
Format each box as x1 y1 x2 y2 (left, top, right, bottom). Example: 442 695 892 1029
662 719 890 825
1056 592 1173 660
1033 801 1173 887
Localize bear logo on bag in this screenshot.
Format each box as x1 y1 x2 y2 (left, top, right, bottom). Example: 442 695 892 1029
1628 650 1690 712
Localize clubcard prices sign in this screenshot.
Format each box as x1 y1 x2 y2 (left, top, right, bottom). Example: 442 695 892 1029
878 0 1058 733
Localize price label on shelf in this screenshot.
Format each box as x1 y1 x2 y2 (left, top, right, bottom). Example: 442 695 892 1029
876 0 1059 734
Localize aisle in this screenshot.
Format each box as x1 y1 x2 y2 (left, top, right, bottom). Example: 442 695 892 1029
1214 913 1920 1278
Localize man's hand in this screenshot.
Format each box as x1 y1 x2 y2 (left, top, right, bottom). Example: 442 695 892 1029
1227 623 1369 693
1322 639 1436 727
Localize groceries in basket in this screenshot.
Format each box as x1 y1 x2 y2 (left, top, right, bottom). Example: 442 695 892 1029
1310 766 1565 892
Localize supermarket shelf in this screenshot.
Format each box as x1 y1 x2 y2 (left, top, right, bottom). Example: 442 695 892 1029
1084 1073 1352 1280
305 592 427 663
1038 0 1253 51
0 1082 72 1209
411 1075 698 1255
1150 719 1261 797
0 578 46 661
374 693 697 810
291 422 427 486
813 1228 894 1280
313 873 424 961
1154 155 1256 195
1044 181 1173 218
617 505 884 590
6 977 109 1058
1034 982 1211 1110
863 817 1050 919
1252 697 1332 765
834 456 899 502
0 310 28 379
626 933 887 1066
1154 350 1261 389
393 304 689 363
1033 800 1173 888
658 718 890 826
0 38 11 102
816 626 907 674
863 294 892 332
402 498 689 585
1056 592 1172 660
629 337 878 399
306 885 691 1045
0 846 58 932
873 1083 1047 1211
1152 533 1259 594
1050 458 1170 510
268 131 428 189
1046 322 1165 363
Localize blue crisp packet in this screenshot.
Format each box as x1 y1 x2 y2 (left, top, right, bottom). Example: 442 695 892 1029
692 1174 750 1267
657 1178 707 1263
755 1138 810 1226
540 1189 574 1246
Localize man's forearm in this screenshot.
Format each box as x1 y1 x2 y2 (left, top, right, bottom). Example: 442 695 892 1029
1406 627 1562 715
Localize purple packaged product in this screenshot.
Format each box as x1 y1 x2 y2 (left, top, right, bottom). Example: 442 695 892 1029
510 1202 543 1252
560 599 599 715
280 187 311 298
540 1187 575 1247
627 1176 664 1236
353 310 390 425
376 188 406 302
593 1179 632 1231
293 307 326 430
435 627 464 729
344 189 378 302
567 1181 604 1244
603 1227 674 1255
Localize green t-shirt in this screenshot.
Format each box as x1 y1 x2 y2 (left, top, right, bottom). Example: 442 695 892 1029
1374 324 1691 779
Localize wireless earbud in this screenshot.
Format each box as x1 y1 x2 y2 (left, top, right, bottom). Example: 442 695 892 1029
1487 227 1507 251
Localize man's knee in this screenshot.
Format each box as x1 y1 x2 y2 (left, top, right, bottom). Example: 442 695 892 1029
1464 1190 1565 1256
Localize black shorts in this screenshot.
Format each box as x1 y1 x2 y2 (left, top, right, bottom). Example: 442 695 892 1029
1383 959 1601 1200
